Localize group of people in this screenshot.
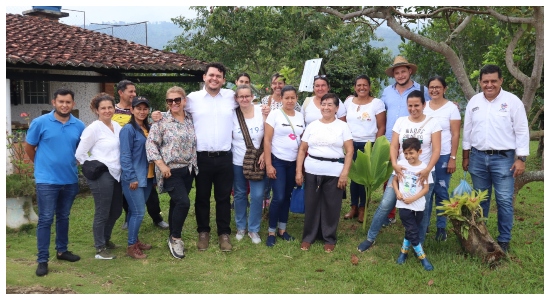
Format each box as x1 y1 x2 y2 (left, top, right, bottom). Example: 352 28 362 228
25 57 529 276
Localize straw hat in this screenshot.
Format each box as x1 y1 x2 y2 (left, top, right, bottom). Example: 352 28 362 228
385 56 418 77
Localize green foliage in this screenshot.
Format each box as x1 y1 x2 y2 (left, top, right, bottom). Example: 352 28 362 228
436 189 489 239
166 6 392 99
6 118 36 198
348 136 393 228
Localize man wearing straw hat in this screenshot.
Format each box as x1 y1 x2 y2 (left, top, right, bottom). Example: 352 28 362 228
357 56 432 252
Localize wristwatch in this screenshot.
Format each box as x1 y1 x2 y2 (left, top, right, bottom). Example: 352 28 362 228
450 156 456 160
517 156 527 162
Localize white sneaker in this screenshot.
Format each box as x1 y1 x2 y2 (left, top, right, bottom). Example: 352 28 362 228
95 248 116 260
168 236 185 259
248 232 261 244
236 230 246 241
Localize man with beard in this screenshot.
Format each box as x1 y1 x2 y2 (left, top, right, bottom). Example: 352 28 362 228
25 88 85 276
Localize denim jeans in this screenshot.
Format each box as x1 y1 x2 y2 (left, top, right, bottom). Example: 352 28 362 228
87 172 123 250
163 168 194 239
233 165 266 233
366 172 434 244
469 148 515 243
268 154 296 233
350 141 367 207
122 178 153 246
425 154 452 229
35 183 79 263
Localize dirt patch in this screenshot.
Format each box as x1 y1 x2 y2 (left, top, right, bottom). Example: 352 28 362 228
6 285 76 294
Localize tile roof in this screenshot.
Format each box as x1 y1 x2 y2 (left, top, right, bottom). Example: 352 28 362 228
6 13 207 73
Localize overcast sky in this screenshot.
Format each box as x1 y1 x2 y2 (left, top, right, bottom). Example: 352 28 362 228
5 5 197 25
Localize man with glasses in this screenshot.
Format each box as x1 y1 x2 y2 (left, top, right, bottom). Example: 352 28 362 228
113 80 169 231
462 64 529 254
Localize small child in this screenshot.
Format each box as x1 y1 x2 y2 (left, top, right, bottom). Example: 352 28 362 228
392 137 434 271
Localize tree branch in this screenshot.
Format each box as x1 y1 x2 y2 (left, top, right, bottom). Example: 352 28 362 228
529 105 544 130
505 25 529 85
445 15 472 45
486 7 535 24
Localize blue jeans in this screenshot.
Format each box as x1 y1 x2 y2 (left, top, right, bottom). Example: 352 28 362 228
350 141 367 207
233 165 266 233
366 172 434 244
35 183 79 263
268 154 296 233
426 154 452 229
469 148 515 243
122 178 153 246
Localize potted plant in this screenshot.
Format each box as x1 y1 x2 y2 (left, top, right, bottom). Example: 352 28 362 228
436 189 506 264
6 112 38 229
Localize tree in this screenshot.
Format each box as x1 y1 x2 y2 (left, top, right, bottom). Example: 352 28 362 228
317 6 544 191
166 6 393 99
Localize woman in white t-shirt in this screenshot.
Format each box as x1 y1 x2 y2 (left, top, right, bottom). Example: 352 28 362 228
302 75 346 126
75 93 122 260
264 85 305 247
423 76 461 242
295 93 354 253
342 75 386 222
358 90 442 252
231 85 266 245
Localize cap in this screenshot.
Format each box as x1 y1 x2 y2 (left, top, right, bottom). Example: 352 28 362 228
132 96 150 108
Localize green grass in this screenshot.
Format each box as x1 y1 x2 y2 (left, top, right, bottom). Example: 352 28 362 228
5 141 544 293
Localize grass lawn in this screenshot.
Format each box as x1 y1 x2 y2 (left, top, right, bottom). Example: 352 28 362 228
5 141 544 294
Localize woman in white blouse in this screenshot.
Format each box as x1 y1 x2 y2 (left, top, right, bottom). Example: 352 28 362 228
75 93 122 260
231 85 266 244
342 75 386 223
423 76 461 241
302 75 346 126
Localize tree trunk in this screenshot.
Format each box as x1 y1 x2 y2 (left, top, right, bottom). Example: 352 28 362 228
513 170 544 204
450 219 506 265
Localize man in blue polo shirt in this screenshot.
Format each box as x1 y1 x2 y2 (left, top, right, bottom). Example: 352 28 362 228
25 88 85 277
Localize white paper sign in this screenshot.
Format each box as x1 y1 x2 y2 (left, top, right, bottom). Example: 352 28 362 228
298 58 323 92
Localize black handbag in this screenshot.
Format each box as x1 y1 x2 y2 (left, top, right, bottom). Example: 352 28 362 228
81 160 108 180
236 108 264 181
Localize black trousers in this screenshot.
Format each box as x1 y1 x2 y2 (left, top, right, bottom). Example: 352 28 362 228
302 172 343 245
163 167 194 239
195 153 234 235
399 208 424 246
122 185 163 224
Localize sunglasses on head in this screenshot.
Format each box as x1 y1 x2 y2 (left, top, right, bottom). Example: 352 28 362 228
314 74 327 79
166 97 182 105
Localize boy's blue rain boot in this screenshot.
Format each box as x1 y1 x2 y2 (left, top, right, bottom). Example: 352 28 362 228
397 238 410 265
412 243 434 271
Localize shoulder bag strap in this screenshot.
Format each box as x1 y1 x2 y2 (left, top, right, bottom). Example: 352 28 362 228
418 116 433 130
302 96 313 112
279 108 300 147
236 108 254 149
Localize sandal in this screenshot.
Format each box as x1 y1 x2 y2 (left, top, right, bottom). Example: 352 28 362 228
300 242 311 251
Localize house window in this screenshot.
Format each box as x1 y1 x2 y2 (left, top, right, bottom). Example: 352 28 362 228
10 71 50 105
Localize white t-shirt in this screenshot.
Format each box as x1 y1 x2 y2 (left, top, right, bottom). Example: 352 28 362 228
302 119 353 177
392 116 442 170
75 120 122 181
265 109 305 162
302 98 347 126
424 101 461 155
394 160 433 211
343 97 385 142
231 106 265 166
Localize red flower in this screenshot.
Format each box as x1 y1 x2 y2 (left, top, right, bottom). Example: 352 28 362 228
20 112 29 117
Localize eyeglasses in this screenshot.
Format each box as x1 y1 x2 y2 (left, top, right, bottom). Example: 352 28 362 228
166 97 182 105
314 74 327 79
428 86 443 91
237 95 253 100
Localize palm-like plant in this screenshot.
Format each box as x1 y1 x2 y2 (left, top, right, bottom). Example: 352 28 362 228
348 136 393 229
437 189 488 239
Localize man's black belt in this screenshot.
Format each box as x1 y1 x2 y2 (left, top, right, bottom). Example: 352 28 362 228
197 150 231 157
309 154 342 163
472 147 512 157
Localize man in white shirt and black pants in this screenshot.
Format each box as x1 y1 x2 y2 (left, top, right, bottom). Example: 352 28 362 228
186 63 238 252
462 64 529 254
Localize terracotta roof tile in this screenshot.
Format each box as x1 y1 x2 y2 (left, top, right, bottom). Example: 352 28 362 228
6 13 207 72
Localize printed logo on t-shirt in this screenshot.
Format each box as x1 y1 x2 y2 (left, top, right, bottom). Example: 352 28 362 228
402 170 420 198
289 134 297 140
499 103 508 112
357 111 372 122
402 128 425 144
